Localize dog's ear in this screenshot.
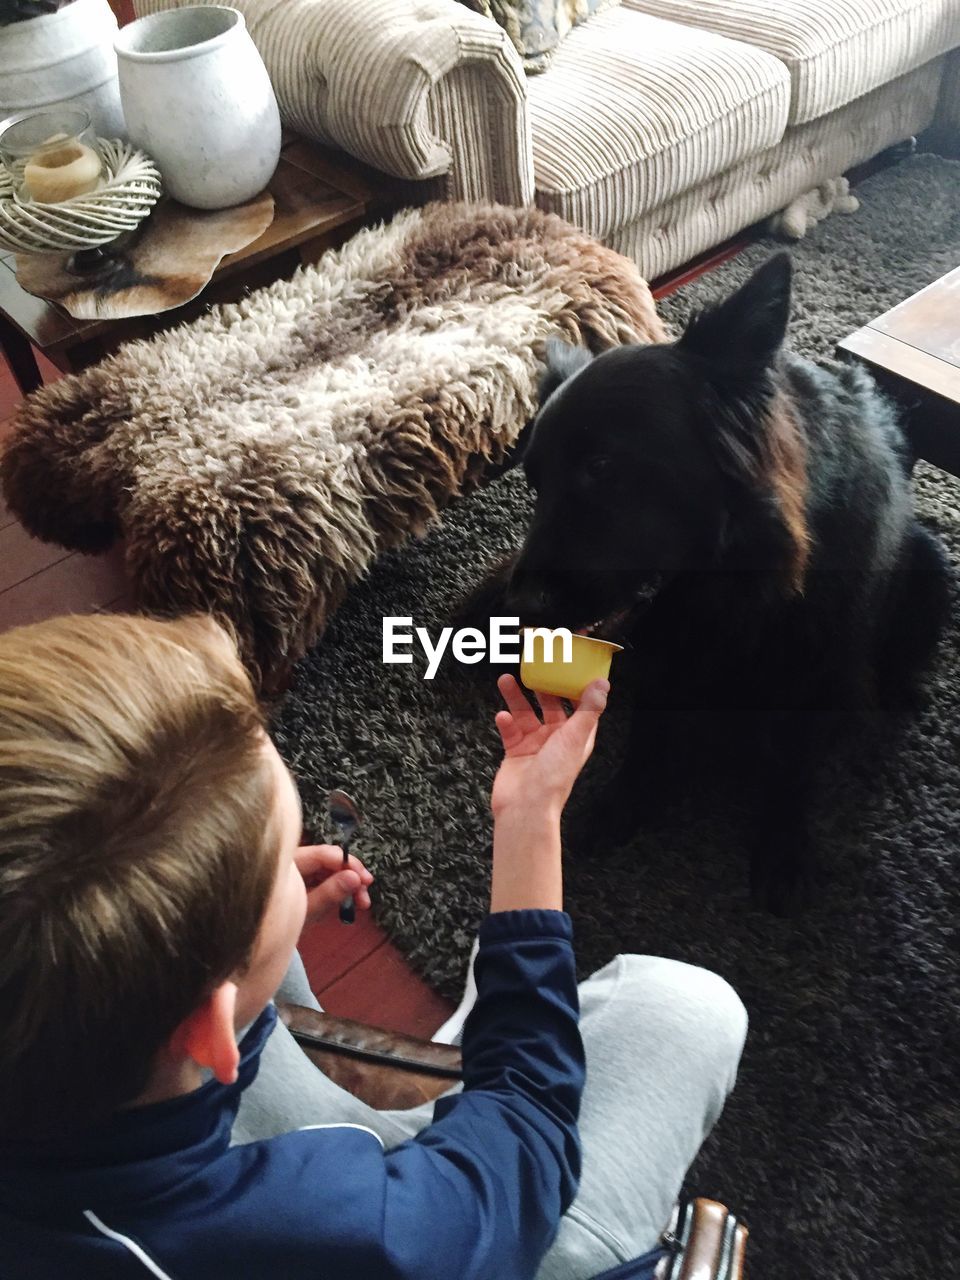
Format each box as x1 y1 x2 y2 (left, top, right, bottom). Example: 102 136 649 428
539 339 594 405
678 254 791 370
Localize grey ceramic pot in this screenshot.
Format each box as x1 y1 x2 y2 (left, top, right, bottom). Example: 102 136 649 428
115 5 281 210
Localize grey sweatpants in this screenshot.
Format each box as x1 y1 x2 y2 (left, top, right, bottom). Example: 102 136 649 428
234 948 747 1279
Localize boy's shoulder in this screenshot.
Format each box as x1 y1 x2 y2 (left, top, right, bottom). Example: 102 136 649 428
2 1121 395 1280
0 1005 398 1279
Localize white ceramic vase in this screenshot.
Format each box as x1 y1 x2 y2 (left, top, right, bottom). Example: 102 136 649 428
114 5 281 210
0 0 125 137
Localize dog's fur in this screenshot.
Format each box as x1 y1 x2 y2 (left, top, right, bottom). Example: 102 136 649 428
487 255 951 913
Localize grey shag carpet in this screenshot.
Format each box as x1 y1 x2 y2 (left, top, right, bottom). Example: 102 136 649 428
272 154 960 1280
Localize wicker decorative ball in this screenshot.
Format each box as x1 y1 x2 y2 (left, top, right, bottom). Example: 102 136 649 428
0 139 162 254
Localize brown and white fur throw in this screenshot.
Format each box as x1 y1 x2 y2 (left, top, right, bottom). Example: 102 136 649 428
2 202 663 684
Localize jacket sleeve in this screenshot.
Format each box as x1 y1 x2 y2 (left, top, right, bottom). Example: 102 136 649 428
378 910 585 1280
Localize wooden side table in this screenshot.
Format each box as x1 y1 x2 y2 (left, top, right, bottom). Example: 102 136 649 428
837 266 960 476
0 138 392 393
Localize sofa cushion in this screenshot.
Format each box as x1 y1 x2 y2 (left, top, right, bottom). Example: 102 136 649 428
624 0 960 124
611 58 945 280
457 0 622 73
527 8 790 240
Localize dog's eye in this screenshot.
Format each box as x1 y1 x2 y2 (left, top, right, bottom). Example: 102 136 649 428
585 455 613 480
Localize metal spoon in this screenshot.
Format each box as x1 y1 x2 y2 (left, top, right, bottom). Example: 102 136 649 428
328 788 361 925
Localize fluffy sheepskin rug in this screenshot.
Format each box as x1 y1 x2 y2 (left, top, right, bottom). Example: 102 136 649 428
2 202 663 684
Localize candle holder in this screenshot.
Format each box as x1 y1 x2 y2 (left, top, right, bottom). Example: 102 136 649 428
0 106 100 202
0 121 162 256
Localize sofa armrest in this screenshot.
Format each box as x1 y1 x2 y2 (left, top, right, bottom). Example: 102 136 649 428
132 0 534 205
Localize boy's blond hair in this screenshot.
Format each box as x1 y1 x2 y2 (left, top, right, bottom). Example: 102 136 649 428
0 614 280 1142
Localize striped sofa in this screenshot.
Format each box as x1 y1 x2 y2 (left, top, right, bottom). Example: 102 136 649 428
133 0 960 280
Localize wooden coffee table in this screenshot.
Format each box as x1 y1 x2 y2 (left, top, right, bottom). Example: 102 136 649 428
0 137 392 393
837 267 960 475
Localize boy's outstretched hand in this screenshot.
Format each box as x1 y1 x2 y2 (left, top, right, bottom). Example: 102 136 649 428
491 674 609 820
488 675 609 913
295 845 374 925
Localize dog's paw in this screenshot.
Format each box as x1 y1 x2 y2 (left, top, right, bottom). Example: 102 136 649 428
750 848 817 917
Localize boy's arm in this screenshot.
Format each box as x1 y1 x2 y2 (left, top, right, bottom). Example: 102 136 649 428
261 909 582 1280
379 908 583 1280
258 678 606 1280
489 674 607 913
374 679 609 1279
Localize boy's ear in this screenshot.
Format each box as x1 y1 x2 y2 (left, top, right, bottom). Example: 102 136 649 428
539 338 594 405
678 253 792 370
171 981 240 1086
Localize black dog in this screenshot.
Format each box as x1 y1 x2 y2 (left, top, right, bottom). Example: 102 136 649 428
485 255 950 914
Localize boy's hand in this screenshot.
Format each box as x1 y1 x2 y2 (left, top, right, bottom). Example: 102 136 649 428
491 674 609 820
295 845 374 925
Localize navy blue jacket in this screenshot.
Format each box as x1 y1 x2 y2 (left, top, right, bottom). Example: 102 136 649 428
0 910 601 1279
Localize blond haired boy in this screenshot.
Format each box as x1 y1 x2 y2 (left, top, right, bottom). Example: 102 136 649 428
0 614 745 1280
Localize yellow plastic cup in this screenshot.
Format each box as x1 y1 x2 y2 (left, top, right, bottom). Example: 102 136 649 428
519 629 623 700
